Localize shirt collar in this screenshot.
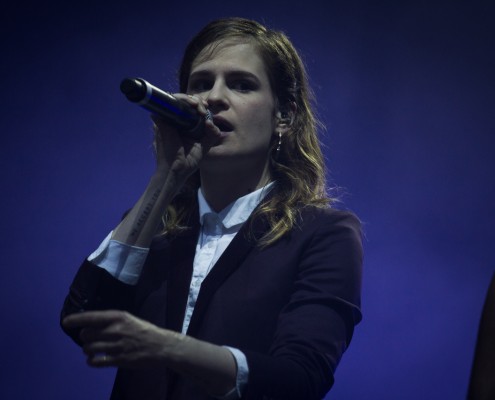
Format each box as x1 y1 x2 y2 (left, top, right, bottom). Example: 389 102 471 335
198 182 274 229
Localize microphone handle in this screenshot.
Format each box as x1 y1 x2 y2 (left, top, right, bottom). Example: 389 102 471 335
120 77 208 139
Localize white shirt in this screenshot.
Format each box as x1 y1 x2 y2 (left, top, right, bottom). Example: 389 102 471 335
89 183 273 399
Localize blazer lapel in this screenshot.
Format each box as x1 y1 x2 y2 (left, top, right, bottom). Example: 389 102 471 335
165 218 200 333
186 211 270 336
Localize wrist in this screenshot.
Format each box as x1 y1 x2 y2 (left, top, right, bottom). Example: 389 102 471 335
165 335 237 396
151 166 190 192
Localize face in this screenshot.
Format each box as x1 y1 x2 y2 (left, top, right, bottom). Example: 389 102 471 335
187 40 278 173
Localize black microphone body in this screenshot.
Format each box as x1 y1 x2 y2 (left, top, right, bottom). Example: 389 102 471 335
120 77 210 139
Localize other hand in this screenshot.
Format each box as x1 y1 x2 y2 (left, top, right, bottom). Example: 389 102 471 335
63 310 183 369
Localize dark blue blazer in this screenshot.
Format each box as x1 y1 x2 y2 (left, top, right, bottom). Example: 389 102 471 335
61 206 363 400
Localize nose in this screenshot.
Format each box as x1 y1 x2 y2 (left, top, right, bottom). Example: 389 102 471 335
205 80 228 113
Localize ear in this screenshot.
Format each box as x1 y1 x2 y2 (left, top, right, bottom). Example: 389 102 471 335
275 102 297 134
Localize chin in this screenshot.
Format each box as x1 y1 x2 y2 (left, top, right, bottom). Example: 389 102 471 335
200 149 249 173
204 142 236 158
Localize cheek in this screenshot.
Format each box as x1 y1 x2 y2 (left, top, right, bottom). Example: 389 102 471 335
246 117 275 147
242 100 276 136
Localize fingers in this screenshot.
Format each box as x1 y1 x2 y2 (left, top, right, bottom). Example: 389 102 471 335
86 351 121 368
83 340 122 357
201 118 224 148
176 93 219 138
147 92 223 174
63 310 135 349
62 310 129 330
87 353 113 367
79 325 120 343
69 312 175 369
153 92 223 143
179 93 209 118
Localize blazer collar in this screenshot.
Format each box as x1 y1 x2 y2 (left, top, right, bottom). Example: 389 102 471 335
197 182 274 229
186 198 272 336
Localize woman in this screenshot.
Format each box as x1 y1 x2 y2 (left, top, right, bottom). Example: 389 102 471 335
61 17 363 400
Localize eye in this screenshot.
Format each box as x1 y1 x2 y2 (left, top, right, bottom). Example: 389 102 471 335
188 79 212 93
231 80 257 92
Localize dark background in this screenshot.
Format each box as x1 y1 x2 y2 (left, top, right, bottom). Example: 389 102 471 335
1 1 494 398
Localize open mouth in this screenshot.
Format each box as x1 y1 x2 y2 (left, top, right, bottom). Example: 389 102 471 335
212 117 234 133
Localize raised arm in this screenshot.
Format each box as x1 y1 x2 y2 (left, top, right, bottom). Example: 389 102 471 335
112 94 220 247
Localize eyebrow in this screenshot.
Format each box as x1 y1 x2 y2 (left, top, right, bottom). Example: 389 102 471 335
189 69 261 83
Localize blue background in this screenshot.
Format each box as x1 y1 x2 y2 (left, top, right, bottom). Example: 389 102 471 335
1 1 494 398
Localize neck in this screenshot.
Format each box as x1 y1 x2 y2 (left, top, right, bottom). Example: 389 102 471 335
200 162 272 212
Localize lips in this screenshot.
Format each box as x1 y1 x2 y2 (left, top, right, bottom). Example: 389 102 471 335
212 116 234 133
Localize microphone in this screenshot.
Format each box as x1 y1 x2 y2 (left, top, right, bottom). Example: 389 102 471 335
120 77 211 139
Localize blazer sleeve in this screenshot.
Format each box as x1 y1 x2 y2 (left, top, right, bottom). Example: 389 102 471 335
60 259 137 346
243 209 363 400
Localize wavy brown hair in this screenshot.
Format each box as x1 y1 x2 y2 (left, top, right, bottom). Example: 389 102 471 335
161 17 333 246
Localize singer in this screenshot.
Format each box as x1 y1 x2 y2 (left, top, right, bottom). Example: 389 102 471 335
61 17 363 400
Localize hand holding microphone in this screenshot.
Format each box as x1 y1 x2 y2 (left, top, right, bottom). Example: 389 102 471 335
120 78 212 139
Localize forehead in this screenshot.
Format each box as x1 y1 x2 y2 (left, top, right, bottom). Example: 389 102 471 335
190 39 268 77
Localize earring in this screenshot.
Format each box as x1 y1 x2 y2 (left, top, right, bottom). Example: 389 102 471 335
276 132 282 152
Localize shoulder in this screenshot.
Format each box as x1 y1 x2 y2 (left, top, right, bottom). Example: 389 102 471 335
295 206 363 293
296 206 362 240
